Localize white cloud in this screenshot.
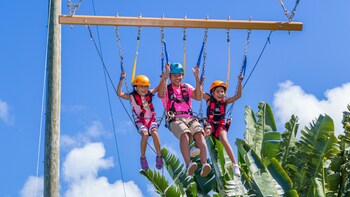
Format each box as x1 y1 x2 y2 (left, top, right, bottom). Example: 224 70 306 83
61 121 106 149
20 176 43 197
63 142 113 182
63 142 144 197
0 99 13 125
65 178 143 197
147 184 160 197
273 81 350 137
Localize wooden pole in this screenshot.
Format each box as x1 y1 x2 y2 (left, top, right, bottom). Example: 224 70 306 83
59 15 303 31
44 0 61 196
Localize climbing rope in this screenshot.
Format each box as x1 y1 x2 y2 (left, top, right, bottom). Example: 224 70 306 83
243 30 273 89
35 1 52 196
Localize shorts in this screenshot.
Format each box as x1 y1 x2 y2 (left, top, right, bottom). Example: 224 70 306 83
136 121 158 136
168 117 204 140
211 123 228 139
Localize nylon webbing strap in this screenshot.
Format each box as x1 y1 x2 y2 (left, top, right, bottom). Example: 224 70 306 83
131 27 141 82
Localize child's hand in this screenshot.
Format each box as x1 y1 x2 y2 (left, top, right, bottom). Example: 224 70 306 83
165 63 170 76
120 71 126 80
238 74 243 81
192 66 200 78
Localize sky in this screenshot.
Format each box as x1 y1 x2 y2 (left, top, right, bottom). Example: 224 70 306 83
1 0 350 196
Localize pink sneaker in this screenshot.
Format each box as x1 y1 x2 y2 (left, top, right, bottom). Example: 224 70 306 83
140 156 149 171
156 156 163 169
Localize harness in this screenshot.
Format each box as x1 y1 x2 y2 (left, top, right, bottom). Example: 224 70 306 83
131 91 156 128
166 84 192 116
165 84 196 128
206 97 231 137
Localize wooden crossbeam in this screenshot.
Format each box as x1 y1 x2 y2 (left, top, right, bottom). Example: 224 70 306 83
59 15 303 31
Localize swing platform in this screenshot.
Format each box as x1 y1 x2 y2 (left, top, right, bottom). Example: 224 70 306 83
59 15 303 31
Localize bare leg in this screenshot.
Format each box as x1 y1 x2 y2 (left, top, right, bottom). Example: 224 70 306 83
140 130 149 157
150 128 162 156
180 132 191 166
219 130 237 164
193 132 208 165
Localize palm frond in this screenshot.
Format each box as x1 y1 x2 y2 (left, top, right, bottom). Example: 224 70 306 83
295 114 340 196
140 169 182 196
236 139 284 196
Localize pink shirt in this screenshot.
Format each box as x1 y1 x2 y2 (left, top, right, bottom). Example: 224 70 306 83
161 83 194 118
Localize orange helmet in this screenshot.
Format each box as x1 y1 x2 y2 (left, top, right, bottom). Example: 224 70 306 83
132 75 150 86
210 80 227 93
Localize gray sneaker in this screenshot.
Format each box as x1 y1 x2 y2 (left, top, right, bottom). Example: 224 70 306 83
186 162 198 176
190 147 200 157
200 163 211 177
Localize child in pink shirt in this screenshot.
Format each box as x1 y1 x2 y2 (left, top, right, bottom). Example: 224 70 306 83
158 62 211 177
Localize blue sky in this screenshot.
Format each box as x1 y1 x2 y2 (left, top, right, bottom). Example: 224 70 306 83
1 0 350 196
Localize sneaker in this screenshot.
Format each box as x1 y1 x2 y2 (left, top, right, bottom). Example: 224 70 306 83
156 156 163 169
233 164 241 177
140 156 149 171
200 163 211 177
186 162 198 176
190 146 200 157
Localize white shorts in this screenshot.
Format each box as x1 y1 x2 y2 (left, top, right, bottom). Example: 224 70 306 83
136 121 158 134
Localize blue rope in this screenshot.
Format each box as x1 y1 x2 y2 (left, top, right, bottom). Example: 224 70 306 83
161 41 169 74
241 55 247 77
196 42 204 66
164 41 169 64
243 31 273 89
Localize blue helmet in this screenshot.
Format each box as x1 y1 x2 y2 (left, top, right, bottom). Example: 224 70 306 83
170 62 184 74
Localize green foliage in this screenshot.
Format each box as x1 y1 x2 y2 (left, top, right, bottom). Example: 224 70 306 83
141 102 350 197
252 102 281 160
296 114 340 196
139 169 182 196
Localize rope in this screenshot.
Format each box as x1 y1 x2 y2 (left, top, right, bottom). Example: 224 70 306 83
243 31 273 89
35 1 52 196
87 26 126 196
90 2 128 196
131 27 142 82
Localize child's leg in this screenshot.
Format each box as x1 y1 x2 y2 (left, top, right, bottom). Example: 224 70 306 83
140 129 149 157
180 132 191 166
193 131 208 165
192 126 211 177
150 127 161 156
218 130 237 164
